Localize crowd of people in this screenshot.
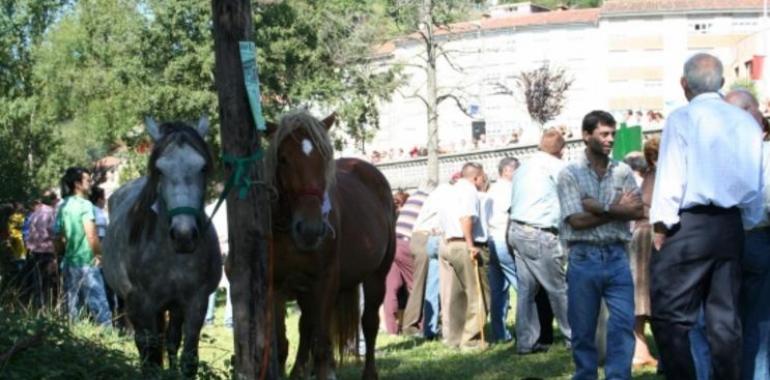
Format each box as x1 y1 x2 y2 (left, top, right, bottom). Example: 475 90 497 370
2 52 768 380
384 53 770 380
0 167 115 327
369 113 664 165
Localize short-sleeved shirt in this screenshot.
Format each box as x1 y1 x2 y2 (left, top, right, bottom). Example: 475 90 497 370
557 150 639 244
55 196 96 266
441 179 487 243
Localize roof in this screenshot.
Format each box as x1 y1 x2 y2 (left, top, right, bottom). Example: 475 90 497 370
601 0 765 15
434 8 600 36
372 0 765 56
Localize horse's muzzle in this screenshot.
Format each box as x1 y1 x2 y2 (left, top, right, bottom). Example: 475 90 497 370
292 219 327 250
170 225 199 254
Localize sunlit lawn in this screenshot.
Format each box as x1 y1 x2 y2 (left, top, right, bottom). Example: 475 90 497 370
0 289 663 379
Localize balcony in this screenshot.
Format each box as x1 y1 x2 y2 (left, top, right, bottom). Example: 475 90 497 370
375 128 661 190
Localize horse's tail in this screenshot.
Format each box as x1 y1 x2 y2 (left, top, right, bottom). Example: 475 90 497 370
331 286 360 363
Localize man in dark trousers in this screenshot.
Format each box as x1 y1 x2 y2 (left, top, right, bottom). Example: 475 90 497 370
650 53 764 380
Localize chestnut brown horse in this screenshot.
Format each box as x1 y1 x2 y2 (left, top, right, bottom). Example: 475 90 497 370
265 110 395 380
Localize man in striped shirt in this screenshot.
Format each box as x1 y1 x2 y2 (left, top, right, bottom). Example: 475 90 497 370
383 188 429 334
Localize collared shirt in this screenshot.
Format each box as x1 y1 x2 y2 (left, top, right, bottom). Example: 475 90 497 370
395 189 429 239
486 178 512 240
557 149 638 244
510 151 566 229
413 183 453 233
25 204 56 253
650 92 764 229
440 179 487 243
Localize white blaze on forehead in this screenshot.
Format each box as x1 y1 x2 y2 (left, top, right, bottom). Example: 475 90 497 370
302 139 314 156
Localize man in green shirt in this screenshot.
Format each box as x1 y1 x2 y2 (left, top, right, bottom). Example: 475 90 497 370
55 167 111 327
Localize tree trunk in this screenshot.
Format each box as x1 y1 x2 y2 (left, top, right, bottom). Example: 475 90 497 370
422 0 439 185
211 1 278 379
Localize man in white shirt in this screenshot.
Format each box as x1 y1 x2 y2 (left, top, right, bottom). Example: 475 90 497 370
509 128 571 355
438 162 490 348
649 53 764 380
403 181 454 339
725 89 770 380
486 157 519 343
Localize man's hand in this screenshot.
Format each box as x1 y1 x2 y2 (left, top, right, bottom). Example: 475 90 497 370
653 223 668 251
581 197 604 215
617 191 642 209
653 233 666 251
468 245 480 260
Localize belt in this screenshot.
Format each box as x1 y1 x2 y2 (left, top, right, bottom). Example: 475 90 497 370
446 237 488 247
512 220 558 235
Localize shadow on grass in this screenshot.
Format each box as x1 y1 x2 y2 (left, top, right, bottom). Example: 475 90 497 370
0 309 227 380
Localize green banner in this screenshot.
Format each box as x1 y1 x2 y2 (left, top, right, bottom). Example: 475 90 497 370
239 41 266 131
612 123 643 161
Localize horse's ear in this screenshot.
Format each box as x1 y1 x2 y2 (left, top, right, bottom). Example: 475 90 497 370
264 121 279 138
196 115 209 138
145 116 161 141
321 112 337 131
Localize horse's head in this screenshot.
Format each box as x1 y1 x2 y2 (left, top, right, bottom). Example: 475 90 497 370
266 111 336 250
130 116 213 254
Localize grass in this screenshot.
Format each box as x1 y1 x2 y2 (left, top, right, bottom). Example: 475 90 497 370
0 290 664 379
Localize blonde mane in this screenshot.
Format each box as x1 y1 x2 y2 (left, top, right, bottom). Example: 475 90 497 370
265 110 336 193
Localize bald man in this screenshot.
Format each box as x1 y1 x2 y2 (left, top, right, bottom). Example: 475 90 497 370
650 54 764 380
726 89 770 380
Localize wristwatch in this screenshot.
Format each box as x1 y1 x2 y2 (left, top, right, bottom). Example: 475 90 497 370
602 203 610 215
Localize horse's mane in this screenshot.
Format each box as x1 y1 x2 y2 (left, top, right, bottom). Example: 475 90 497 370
265 110 336 192
128 122 214 245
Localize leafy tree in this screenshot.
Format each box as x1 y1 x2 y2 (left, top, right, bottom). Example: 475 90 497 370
516 63 573 128
0 0 70 202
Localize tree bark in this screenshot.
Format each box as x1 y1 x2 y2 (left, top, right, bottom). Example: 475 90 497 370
211 1 278 379
422 0 439 185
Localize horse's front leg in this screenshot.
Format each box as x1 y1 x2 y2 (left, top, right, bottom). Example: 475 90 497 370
179 294 207 379
166 305 184 370
128 296 164 372
289 293 314 380
313 268 339 380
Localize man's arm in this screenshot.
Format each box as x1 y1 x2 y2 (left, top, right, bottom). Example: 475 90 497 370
83 219 102 258
460 216 479 259
566 212 611 230
558 169 613 230
582 192 644 221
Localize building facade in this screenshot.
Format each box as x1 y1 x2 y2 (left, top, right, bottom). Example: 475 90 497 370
368 0 767 159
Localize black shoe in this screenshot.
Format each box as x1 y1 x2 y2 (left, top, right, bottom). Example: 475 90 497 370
516 343 550 355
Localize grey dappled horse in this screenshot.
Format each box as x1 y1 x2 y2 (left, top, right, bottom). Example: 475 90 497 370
102 117 222 378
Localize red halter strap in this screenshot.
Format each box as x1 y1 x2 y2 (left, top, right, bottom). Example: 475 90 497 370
297 188 324 201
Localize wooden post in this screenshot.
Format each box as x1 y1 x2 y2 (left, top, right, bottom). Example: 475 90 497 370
211 1 278 379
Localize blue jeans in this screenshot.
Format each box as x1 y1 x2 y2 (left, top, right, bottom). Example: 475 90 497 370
423 235 441 338
567 243 634 380
488 236 518 342
741 228 770 380
62 264 112 327
690 309 711 380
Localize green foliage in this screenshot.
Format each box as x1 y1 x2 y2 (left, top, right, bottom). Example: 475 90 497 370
0 0 402 199
0 0 70 202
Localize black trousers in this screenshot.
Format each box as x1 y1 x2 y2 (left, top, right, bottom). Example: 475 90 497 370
650 205 743 380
